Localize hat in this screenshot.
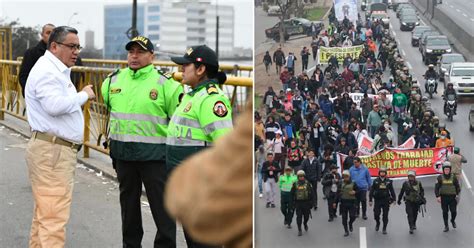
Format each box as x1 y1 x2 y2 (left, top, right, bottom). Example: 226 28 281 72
171 45 219 68
275 130 283 135
284 166 293 171
125 36 154 53
297 170 306 176
442 161 451 168
407 170 416 176
342 170 350 177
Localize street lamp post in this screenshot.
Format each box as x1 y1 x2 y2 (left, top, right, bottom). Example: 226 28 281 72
216 0 219 58
67 12 78 26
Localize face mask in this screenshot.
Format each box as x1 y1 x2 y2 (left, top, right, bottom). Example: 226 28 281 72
440 135 446 139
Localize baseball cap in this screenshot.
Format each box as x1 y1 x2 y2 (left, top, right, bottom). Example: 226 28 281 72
171 45 219 68
125 36 154 53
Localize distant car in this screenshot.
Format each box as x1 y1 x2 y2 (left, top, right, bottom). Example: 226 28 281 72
399 8 417 18
419 30 440 53
264 18 323 42
469 105 474 131
411 26 431 46
267 5 281 16
392 0 409 10
438 53 465 83
445 62 474 96
399 15 419 31
370 11 390 28
396 5 414 18
422 35 452 65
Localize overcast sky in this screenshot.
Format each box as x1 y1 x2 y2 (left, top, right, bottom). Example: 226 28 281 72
0 0 253 49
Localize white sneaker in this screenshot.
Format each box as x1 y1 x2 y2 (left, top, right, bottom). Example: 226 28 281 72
259 193 263 198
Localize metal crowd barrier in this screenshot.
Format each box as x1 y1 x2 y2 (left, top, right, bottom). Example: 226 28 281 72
0 59 253 158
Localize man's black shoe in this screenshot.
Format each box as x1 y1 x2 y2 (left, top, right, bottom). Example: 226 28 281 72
375 223 380 231
443 226 449 232
287 224 292 229
344 231 349 237
298 231 303 236
451 220 457 229
266 202 270 208
304 224 309 231
382 229 387 235
313 206 318 210
271 203 276 208
349 224 353 232
328 217 334 222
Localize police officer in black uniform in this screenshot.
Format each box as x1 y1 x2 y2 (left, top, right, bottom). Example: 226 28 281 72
369 166 396 234
338 170 359 237
291 170 314 237
398 170 425 234
321 164 341 222
435 162 461 232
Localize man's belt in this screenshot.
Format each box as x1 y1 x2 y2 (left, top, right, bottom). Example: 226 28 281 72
32 131 82 151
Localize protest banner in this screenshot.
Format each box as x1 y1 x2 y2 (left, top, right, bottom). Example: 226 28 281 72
337 146 454 179
357 134 373 156
398 136 416 149
329 93 393 108
317 45 364 64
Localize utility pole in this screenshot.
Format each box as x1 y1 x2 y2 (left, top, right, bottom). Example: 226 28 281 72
215 1 219 58
131 0 138 37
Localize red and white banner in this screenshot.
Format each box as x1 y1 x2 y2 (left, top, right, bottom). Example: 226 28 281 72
356 135 416 156
337 146 454 178
398 136 416 149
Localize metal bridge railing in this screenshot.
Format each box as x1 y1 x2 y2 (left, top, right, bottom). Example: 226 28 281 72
0 59 252 158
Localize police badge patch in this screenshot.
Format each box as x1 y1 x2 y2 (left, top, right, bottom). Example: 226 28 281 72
149 89 158 100
183 102 192 113
213 101 228 117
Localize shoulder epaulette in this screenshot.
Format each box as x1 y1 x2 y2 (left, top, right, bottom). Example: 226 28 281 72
157 69 172 79
206 84 219 95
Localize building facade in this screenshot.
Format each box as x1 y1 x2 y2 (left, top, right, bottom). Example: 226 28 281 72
104 0 234 59
104 4 145 59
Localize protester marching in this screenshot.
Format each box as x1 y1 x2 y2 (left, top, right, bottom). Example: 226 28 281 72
255 4 468 239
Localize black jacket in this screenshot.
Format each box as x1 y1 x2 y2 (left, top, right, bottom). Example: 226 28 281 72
301 157 322 181
19 40 47 97
262 161 280 182
369 177 396 203
321 172 342 198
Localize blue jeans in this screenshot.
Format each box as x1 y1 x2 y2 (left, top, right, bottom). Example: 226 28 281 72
258 167 263 194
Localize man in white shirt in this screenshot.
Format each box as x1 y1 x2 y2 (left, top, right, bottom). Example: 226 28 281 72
24 26 95 248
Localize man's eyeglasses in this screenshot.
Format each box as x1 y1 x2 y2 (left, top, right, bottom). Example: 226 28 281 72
56 42 82 52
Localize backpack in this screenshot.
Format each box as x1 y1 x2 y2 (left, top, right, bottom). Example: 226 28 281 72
295 182 311 201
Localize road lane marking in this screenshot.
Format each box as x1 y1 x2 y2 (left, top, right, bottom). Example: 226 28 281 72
449 5 453 8
463 13 468 17
401 49 406 56
456 9 461 12
360 227 367 248
471 18 474 22
406 62 412 70
420 19 426 25
462 169 472 191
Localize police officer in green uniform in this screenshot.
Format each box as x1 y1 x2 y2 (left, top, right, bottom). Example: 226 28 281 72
291 170 314 237
101 36 183 247
369 166 396 234
398 170 425 234
338 170 359 237
435 162 461 232
279 166 298 229
167 45 233 248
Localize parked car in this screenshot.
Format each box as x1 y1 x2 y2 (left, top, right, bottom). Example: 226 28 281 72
370 11 390 28
396 5 414 18
437 53 465 83
265 18 323 42
267 5 281 16
411 26 431 46
445 62 474 96
392 0 409 10
421 35 452 65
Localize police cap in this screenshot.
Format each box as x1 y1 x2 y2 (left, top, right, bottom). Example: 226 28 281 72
125 36 154 53
171 45 219 68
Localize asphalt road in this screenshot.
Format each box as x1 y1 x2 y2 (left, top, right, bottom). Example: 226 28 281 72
0 125 186 247
255 5 474 248
255 6 279 47
437 0 474 34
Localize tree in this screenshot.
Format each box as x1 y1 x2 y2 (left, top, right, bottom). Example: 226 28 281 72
0 19 40 60
275 0 294 46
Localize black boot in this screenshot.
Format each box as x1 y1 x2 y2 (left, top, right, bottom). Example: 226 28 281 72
349 223 353 232
298 230 303 236
382 224 387 234
266 202 271 208
409 226 414 234
443 226 449 232
287 224 292 229
375 221 380 232
451 220 457 228
304 224 309 231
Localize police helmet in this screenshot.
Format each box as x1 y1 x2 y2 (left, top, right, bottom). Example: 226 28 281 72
297 170 306 176
412 78 418 83
439 123 446 128
407 170 416 177
428 64 434 68
379 166 388 174
412 83 419 88
433 116 439 121
421 96 428 102
442 161 451 168
342 170 351 177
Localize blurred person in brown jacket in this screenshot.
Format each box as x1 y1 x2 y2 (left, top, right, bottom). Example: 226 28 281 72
165 102 252 248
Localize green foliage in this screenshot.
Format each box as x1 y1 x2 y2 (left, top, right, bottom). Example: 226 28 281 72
304 7 330 21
